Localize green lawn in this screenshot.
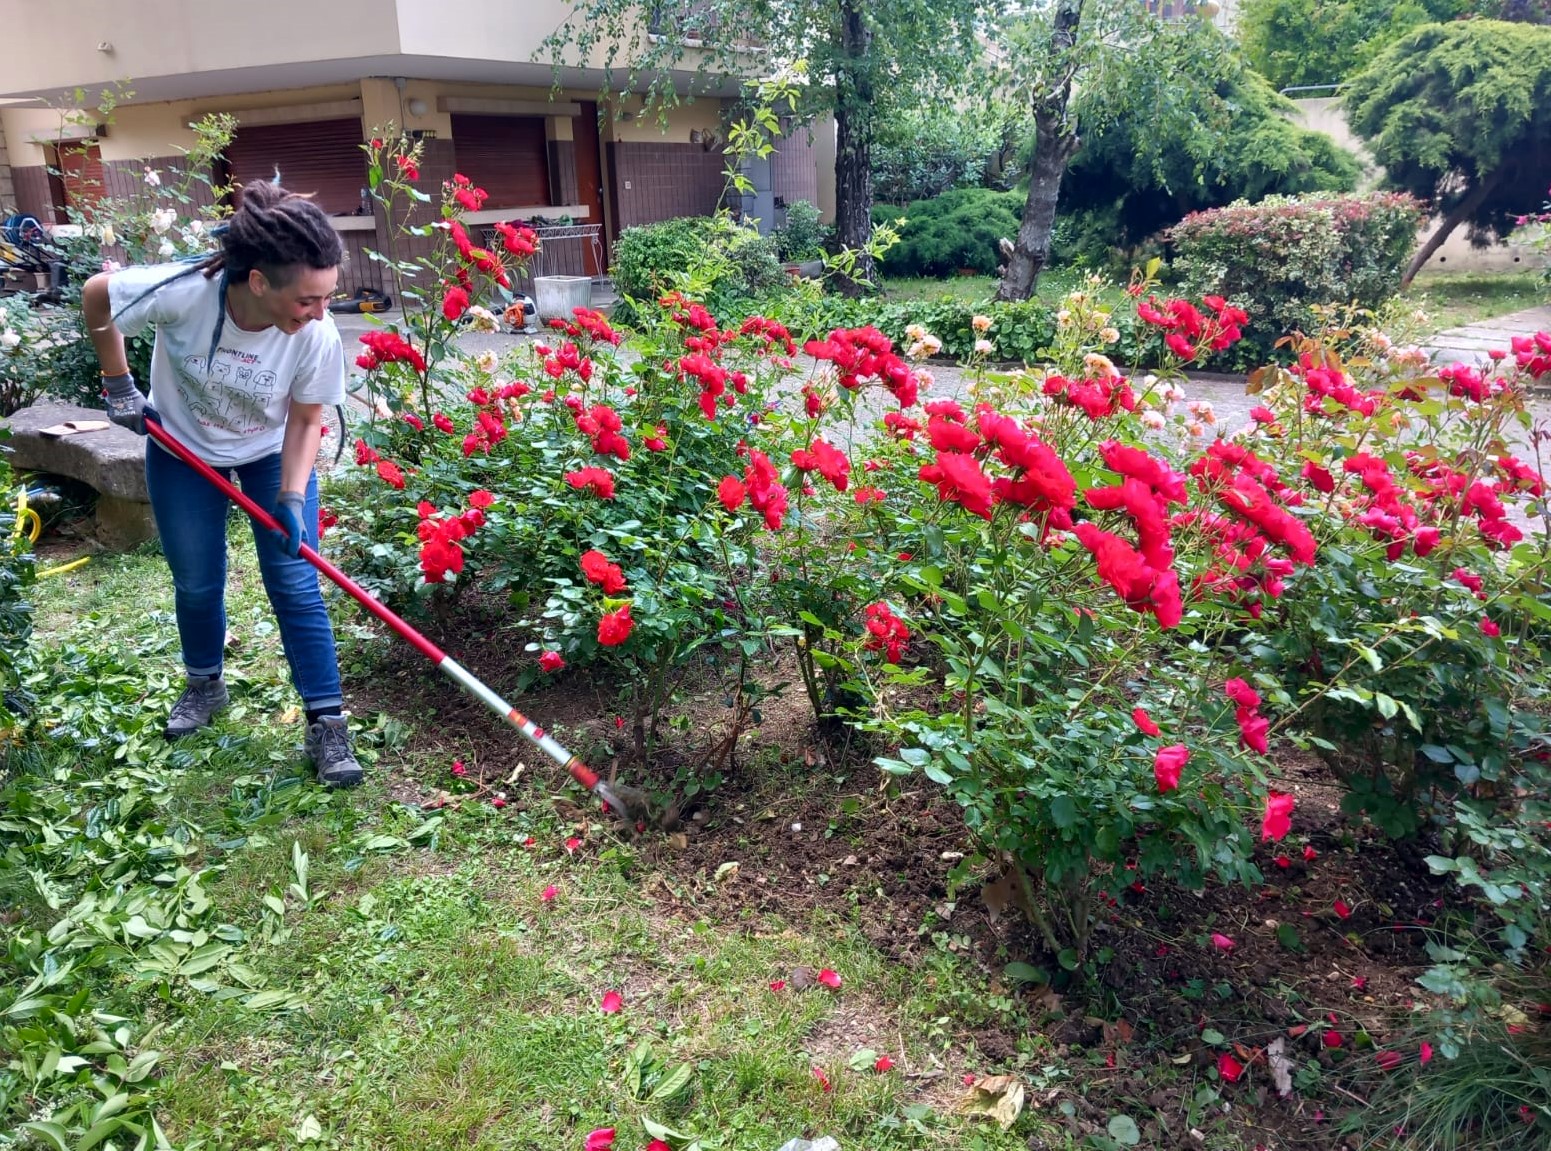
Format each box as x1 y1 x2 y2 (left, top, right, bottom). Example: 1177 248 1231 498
881 268 1548 335
6 531 1060 1151
1397 268 1548 332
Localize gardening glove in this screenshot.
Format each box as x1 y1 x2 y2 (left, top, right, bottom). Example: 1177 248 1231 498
273 490 308 558
102 372 149 435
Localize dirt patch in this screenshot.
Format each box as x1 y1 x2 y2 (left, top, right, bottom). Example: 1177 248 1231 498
342 603 1477 1150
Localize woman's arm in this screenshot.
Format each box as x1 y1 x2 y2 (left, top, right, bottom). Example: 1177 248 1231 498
81 273 131 376
280 400 325 495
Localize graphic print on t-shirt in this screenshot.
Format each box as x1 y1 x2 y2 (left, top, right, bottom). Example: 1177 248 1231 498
178 346 279 436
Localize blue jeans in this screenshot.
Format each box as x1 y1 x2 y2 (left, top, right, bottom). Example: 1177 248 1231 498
145 443 343 711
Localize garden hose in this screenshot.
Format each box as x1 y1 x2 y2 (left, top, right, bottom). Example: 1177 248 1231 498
12 488 41 544
37 556 90 579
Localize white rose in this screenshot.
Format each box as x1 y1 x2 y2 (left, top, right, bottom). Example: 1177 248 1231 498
973 338 994 356
150 208 176 235
0 329 20 350
157 239 176 258
99 224 117 247
475 350 499 374
143 167 162 187
186 218 204 235
1140 410 1166 430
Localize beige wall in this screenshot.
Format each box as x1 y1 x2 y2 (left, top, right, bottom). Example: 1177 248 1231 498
1288 96 1543 275
1 79 725 167
811 114 836 223
0 0 398 97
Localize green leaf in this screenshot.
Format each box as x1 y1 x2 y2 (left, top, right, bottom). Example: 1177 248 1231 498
1003 962 1049 986
77 1115 128 1151
18 1122 70 1151
1107 1115 1142 1146
1050 796 1078 829
1057 948 1080 971
1201 1028 1227 1047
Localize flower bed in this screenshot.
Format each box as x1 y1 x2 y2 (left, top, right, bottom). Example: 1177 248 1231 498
336 138 1551 969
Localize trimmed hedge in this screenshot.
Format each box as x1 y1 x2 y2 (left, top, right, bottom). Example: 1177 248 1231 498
873 188 1024 278
611 215 785 312
1169 192 1423 364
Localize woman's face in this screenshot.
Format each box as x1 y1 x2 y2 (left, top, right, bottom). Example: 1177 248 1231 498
251 265 339 333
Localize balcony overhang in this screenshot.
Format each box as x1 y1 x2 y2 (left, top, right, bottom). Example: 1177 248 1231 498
0 54 743 107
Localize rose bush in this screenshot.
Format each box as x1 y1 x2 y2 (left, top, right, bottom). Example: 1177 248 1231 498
331 131 1551 964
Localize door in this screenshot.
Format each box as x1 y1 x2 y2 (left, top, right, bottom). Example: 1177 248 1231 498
573 102 607 275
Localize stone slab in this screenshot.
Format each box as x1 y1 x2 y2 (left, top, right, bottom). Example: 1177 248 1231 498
2 399 149 502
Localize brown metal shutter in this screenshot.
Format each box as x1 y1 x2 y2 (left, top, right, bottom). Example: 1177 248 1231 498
450 114 550 209
224 119 368 217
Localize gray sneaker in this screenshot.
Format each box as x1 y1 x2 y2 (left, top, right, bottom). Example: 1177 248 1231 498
164 676 229 738
305 715 363 788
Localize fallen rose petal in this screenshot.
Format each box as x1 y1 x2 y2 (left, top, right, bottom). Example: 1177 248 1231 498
962 1073 977 1086
1274 855 1292 869
1218 1053 1245 1082
566 836 582 854
1376 1050 1402 1072
812 1064 832 1092
1303 845 1318 862
541 885 557 903
1334 899 1352 919
1210 932 1236 952
522 836 536 847
818 968 842 989
875 1054 895 1072
600 990 623 1014
1419 1041 1434 1065
490 796 507 809
584 1129 615 1151
1351 976 1368 991
646 1142 673 1151
1323 1030 1343 1049
769 980 786 992
451 760 467 777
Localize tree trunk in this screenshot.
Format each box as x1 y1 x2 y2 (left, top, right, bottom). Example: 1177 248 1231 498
831 0 876 297
1400 172 1503 288
996 0 1086 303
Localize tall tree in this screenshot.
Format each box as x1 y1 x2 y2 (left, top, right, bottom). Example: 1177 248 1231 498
1238 0 1471 92
995 2 1267 299
1058 39 1359 254
543 0 988 294
1343 19 1551 285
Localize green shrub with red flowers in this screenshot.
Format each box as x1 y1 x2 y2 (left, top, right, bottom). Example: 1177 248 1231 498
1169 191 1425 368
326 129 1551 969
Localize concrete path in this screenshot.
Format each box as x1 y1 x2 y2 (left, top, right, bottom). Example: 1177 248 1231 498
1424 304 1551 366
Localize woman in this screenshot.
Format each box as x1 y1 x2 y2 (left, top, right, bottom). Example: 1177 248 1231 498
82 181 362 788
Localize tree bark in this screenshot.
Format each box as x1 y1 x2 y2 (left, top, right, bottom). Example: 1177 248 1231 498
831 0 876 297
996 0 1086 302
1400 172 1503 288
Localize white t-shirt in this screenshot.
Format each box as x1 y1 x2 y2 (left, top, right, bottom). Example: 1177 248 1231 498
108 263 346 467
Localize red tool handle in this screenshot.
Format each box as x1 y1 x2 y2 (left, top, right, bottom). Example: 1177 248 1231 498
144 418 607 798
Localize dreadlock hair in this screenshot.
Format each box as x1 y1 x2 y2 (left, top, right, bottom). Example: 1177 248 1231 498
108 177 347 369
200 180 343 285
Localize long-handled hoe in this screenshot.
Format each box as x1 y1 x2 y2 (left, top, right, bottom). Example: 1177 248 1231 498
146 418 648 827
